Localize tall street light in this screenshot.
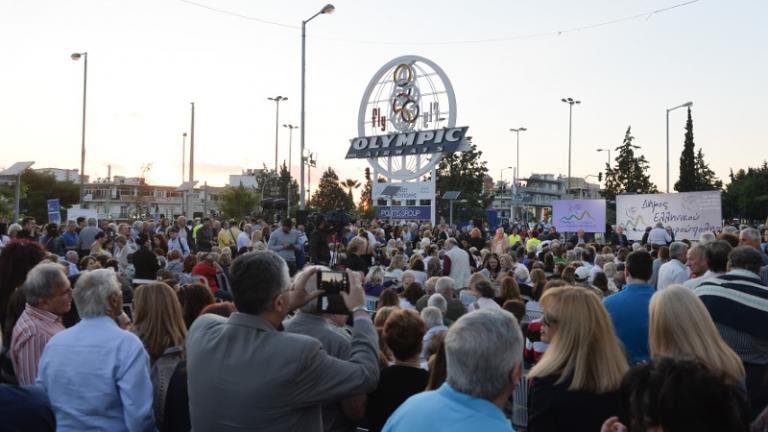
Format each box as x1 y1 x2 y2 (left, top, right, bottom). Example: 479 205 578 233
509 127 527 183
300 3 335 210
268 96 287 173
561 98 580 196
283 123 298 216
666 101 693 193
596 148 611 168
71 52 88 206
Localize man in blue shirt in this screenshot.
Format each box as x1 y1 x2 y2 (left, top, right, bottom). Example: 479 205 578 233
36 269 154 432
268 219 303 275
383 308 523 432
61 221 79 252
603 250 655 364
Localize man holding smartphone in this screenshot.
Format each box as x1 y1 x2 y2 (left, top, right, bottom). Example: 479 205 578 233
268 219 303 275
186 251 379 432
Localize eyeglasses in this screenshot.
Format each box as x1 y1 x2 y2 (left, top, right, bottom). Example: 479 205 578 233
541 313 558 327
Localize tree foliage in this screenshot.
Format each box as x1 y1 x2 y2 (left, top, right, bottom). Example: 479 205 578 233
602 127 659 201
675 108 721 192
723 162 768 221
358 167 375 218
278 162 300 216
436 142 491 221
310 167 354 213
219 184 260 219
13 169 80 223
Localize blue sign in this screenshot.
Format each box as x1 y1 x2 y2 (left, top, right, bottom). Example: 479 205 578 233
47 199 61 224
377 206 431 221
47 199 60 213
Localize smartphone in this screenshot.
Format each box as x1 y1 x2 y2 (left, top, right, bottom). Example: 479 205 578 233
316 270 350 314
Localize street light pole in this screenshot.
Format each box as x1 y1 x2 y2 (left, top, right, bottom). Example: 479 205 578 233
283 124 298 217
561 98 581 197
596 148 611 167
71 52 88 206
268 96 287 173
182 132 187 184
509 127 527 186
666 101 693 192
300 3 335 210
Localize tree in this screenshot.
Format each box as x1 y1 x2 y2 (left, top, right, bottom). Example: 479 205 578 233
310 167 354 213
341 178 361 201
219 184 260 219
723 162 768 221
18 169 79 222
277 162 300 216
602 126 659 201
675 107 697 192
435 141 491 221
674 107 721 192
358 167 375 218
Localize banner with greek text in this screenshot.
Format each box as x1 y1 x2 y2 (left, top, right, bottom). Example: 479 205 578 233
616 191 722 241
553 199 606 233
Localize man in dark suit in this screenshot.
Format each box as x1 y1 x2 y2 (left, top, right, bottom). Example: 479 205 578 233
186 251 379 432
612 226 629 248
568 228 590 246
131 235 159 280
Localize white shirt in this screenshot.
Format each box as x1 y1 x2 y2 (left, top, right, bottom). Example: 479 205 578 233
237 231 251 252
468 297 501 312
399 298 416 310
657 259 690 290
648 227 672 246
683 270 724 290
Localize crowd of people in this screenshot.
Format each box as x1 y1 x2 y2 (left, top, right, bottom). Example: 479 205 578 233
1 213 768 431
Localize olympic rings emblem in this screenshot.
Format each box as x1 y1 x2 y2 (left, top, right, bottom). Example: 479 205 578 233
390 64 419 126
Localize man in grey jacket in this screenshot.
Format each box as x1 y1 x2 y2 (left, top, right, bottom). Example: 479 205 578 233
187 250 379 432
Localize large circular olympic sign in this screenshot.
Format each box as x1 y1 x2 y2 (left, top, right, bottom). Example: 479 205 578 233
357 55 458 181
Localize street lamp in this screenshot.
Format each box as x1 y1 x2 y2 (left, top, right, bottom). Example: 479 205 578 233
283 123 299 216
666 101 693 193
509 127 527 183
596 148 611 167
268 96 287 173
561 97 581 196
300 3 335 210
303 150 317 200
71 52 88 206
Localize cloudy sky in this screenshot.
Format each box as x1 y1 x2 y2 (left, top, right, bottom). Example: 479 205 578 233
1 0 766 195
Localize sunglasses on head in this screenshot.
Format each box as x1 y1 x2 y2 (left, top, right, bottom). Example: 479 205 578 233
541 313 558 327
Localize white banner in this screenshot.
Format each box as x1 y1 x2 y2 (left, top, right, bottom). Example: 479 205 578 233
616 191 722 241
373 181 435 201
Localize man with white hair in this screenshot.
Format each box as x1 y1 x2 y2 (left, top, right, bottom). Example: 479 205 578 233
416 277 466 322
657 241 690 290
741 227 768 266
77 217 100 257
11 263 72 385
420 306 448 359
36 269 154 431
648 222 672 247
237 223 253 252
442 238 471 289
383 308 524 432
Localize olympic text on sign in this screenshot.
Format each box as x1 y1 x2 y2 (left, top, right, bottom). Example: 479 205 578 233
345 127 469 159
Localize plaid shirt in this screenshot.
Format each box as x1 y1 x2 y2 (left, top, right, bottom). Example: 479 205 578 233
11 304 65 385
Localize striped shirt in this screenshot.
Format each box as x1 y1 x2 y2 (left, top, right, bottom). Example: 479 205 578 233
10 304 65 385
696 269 768 364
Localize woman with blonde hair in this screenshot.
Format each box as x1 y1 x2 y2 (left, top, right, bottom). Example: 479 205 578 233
250 230 266 251
490 227 506 255
649 285 745 382
132 282 190 431
527 287 628 432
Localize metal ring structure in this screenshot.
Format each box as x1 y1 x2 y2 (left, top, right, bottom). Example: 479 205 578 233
357 55 457 181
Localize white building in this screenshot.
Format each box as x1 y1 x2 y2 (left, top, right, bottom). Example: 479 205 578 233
35 167 87 184
229 168 263 188
83 180 223 220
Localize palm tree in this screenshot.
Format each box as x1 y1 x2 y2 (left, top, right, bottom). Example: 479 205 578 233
342 178 361 199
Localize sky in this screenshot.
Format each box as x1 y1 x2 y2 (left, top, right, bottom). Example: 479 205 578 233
1 0 766 196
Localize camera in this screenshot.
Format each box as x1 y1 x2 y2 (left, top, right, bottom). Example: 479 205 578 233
316 270 350 314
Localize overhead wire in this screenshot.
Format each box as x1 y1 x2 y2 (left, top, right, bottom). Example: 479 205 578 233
178 0 701 46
